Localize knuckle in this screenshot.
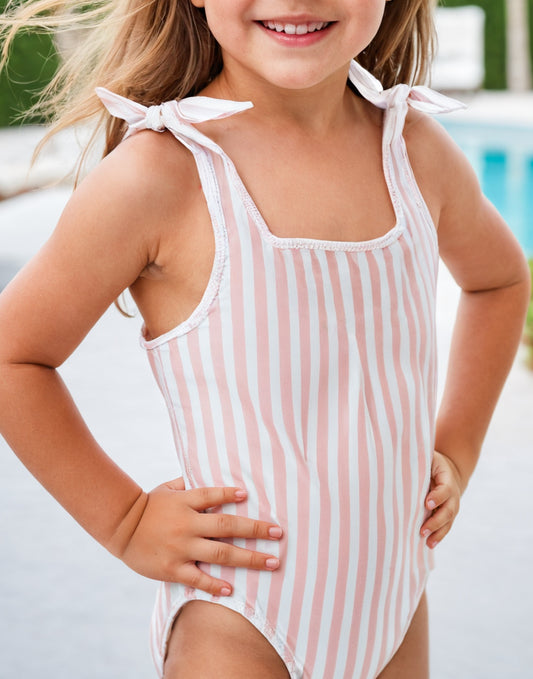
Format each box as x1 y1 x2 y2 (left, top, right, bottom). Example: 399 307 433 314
434 488 447 502
250 552 266 569
224 486 236 500
160 557 178 582
198 486 212 503
211 542 230 563
257 521 270 539
442 506 455 522
186 567 218 595
215 513 230 534
208 582 220 596
248 520 262 539
187 569 203 589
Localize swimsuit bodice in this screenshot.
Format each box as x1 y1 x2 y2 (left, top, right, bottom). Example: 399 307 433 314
97 63 462 679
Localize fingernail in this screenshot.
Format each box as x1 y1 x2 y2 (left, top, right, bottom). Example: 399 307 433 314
220 586 232 596
422 529 431 538
268 526 283 539
428 540 438 549
265 557 280 570
427 499 436 510
234 489 247 500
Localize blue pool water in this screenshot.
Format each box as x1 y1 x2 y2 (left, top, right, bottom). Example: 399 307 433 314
443 122 533 257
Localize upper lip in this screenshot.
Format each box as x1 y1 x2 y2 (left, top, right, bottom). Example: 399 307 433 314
258 15 332 24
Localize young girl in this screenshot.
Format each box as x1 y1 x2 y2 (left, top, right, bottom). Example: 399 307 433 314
0 1 529 677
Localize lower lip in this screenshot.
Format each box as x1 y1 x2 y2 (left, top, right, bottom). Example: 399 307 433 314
257 22 333 47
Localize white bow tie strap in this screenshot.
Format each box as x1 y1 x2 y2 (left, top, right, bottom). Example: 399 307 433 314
95 60 465 154
95 86 253 153
348 59 466 137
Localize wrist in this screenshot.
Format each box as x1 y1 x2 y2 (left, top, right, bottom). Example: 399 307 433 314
433 448 470 495
104 489 149 558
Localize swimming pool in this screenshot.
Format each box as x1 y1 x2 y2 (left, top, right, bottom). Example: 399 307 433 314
443 121 533 257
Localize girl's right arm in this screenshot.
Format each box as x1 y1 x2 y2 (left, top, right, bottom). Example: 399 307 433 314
0 131 282 595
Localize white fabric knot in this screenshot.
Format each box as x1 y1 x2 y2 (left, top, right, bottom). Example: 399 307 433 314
349 60 466 115
145 104 165 132
95 87 253 142
95 61 464 151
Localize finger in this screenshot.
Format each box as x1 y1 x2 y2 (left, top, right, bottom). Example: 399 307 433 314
421 501 456 536
198 513 283 541
178 562 233 597
424 522 453 549
164 477 186 492
187 486 248 511
425 483 451 511
194 539 281 571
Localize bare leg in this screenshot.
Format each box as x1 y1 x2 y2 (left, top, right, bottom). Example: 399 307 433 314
164 600 291 679
377 591 429 679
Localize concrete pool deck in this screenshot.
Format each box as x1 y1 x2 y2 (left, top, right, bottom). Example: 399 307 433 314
0 96 532 678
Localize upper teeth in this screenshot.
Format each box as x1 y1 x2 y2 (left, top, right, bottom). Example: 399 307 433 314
262 21 329 35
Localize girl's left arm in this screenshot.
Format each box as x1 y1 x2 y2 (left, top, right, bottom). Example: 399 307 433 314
406 115 531 547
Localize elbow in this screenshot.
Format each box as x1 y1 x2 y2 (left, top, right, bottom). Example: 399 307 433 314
521 255 532 337
517 252 532 319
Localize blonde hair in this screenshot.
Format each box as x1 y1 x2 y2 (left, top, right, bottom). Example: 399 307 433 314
1 0 435 162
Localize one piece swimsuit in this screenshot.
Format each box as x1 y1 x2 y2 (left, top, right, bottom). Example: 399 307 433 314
97 61 463 679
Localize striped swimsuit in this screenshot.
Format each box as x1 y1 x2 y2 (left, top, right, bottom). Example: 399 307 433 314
97 62 462 679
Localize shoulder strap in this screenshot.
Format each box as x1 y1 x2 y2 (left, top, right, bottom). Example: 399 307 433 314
95 87 253 154
94 88 254 297
97 63 463 148
348 60 466 140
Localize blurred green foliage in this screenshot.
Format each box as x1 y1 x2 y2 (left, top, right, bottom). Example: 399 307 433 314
529 0 533 83
0 0 59 126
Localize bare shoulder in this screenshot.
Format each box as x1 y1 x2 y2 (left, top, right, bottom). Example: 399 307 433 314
71 129 199 239
55 127 204 285
403 106 460 160
402 108 481 224
103 127 197 191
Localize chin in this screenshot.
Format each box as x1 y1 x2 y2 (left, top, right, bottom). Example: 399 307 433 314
258 67 336 92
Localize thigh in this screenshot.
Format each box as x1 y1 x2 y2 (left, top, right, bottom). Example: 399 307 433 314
163 600 291 679
377 591 429 679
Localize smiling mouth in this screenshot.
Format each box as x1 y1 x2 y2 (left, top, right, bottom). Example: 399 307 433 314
260 20 332 35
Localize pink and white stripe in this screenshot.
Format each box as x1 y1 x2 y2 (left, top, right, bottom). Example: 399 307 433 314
98 61 463 679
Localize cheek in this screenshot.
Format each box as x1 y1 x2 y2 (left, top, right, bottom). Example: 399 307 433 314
202 4 244 48
350 0 388 52
358 0 388 30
